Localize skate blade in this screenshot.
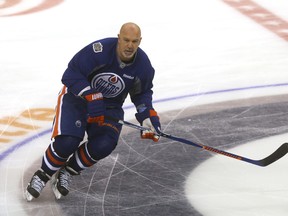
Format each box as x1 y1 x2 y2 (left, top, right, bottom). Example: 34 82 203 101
51 175 62 200
24 190 34 202
51 185 62 200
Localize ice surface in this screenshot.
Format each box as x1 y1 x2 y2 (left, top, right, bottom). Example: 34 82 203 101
0 0 288 215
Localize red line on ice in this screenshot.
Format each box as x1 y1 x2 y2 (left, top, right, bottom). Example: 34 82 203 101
223 0 288 41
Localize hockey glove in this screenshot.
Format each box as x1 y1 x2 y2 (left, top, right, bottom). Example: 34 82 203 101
82 89 105 125
135 109 161 142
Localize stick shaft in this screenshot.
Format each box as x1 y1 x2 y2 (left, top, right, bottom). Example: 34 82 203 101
108 116 288 167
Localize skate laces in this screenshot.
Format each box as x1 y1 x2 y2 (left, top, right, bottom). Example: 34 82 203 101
58 168 72 189
30 175 46 193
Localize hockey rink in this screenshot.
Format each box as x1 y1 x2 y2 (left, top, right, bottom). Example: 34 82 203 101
1 0 288 215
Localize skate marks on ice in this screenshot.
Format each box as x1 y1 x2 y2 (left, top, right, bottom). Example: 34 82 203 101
17 94 288 216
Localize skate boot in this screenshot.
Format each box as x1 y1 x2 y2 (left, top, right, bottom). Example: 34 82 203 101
25 170 50 201
51 166 78 199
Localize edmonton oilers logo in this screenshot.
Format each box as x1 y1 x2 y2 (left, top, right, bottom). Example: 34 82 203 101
91 72 125 98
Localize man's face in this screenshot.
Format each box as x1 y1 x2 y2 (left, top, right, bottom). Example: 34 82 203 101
117 29 141 62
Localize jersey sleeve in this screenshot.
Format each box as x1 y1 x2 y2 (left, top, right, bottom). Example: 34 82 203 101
61 44 95 96
129 51 156 113
61 38 116 96
130 75 154 112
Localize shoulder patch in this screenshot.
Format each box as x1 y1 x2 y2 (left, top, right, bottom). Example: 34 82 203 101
93 42 103 53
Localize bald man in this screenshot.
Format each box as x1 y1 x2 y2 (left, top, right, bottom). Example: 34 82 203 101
25 22 161 201
117 22 142 62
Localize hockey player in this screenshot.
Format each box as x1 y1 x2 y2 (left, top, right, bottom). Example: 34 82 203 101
25 22 161 201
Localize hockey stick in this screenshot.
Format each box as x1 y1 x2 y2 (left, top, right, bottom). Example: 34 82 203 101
106 116 288 167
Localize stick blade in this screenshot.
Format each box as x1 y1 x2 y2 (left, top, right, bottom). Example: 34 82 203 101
257 143 288 167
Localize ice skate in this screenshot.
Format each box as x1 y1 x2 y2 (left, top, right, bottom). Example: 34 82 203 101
51 166 78 199
25 170 50 201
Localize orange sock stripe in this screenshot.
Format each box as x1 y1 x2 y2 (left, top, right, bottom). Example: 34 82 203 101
79 145 94 167
46 147 66 166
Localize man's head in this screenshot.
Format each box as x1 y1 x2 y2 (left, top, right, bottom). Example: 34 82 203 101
117 22 142 62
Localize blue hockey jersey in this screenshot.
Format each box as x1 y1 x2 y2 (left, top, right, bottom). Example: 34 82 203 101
62 37 155 111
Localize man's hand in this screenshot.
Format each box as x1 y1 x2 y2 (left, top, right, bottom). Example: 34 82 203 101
135 109 161 142
82 89 105 125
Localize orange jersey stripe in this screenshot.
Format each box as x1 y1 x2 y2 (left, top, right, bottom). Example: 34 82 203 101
51 86 67 139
